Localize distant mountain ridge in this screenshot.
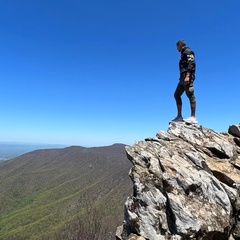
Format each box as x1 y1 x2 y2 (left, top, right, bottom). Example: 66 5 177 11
0 143 132 240
0 142 67 161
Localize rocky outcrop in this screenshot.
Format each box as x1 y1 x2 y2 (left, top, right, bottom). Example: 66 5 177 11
116 122 240 240
229 124 240 139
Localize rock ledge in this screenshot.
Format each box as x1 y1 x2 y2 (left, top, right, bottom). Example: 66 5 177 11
117 123 240 240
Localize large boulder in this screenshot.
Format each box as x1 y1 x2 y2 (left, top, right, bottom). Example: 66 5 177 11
229 124 240 138
117 122 240 240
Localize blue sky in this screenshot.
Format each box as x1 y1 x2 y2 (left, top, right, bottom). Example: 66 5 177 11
0 0 240 146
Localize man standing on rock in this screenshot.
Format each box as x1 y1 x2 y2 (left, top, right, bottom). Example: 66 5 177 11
172 40 197 124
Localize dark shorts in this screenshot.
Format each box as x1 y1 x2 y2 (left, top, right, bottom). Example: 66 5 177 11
174 73 196 104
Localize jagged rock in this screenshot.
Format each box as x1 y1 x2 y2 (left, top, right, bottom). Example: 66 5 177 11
116 225 124 240
229 124 240 138
127 234 146 240
116 122 240 240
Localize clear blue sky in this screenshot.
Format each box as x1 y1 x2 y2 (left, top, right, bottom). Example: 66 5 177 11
0 0 240 146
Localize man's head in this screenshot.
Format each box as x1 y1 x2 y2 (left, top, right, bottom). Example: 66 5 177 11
176 40 186 52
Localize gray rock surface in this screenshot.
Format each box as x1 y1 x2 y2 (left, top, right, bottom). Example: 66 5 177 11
117 122 240 240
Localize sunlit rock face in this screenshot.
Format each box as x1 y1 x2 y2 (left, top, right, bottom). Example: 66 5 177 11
117 123 240 240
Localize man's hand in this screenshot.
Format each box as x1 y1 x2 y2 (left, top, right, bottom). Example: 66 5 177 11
184 75 190 85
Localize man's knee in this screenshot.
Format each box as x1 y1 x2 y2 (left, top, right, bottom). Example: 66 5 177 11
186 86 196 102
174 87 182 100
186 91 196 104
190 96 196 104
174 91 179 100
174 93 182 105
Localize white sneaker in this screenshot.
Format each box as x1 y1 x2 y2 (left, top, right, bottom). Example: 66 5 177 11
184 116 198 124
171 116 183 122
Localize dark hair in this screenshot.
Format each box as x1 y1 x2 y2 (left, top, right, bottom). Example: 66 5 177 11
176 40 186 46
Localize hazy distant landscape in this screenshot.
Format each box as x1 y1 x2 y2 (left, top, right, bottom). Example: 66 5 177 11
0 142 67 161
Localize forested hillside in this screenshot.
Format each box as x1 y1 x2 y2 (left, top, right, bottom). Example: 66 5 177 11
0 144 132 240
